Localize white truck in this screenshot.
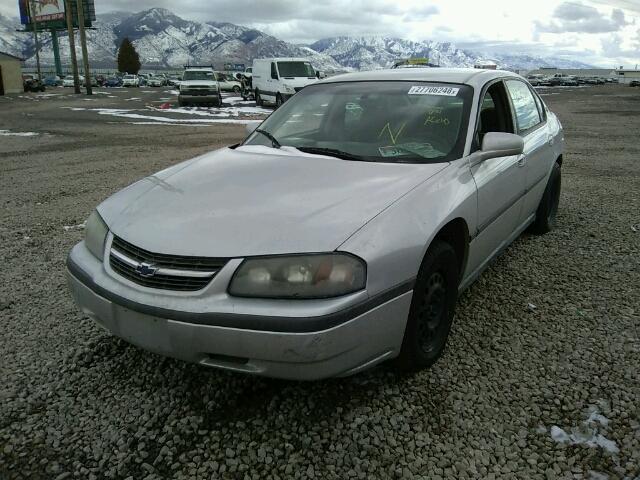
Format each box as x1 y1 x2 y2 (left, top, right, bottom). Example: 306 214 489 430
252 58 319 108
179 66 222 107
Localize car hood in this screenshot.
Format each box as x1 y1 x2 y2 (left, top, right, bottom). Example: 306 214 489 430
98 146 447 257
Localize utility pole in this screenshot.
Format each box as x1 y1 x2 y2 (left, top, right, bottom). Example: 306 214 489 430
76 0 92 95
64 0 81 94
28 0 42 81
51 29 63 78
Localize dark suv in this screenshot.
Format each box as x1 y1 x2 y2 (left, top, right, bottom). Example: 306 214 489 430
23 75 46 92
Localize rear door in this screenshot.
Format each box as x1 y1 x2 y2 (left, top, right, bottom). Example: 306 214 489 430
504 79 552 222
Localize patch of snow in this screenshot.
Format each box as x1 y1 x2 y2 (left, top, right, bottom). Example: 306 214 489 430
151 104 270 117
0 129 39 137
587 472 609 480
64 106 261 125
125 97 142 101
125 122 213 127
547 404 618 454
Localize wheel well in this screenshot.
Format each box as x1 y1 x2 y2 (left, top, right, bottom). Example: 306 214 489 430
556 154 563 166
432 218 469 281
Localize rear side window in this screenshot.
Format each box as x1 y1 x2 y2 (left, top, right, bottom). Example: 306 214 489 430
505 80 541 133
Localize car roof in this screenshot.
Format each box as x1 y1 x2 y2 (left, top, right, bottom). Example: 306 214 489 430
318 68 523 88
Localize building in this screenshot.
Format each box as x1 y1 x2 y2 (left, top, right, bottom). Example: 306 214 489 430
615 69 640 85
474 60 497 70
0 51 24 95
526 68 617 79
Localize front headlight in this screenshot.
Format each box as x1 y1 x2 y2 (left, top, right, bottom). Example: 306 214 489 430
85 210 108 260
282 84 295 93
228 253 366 299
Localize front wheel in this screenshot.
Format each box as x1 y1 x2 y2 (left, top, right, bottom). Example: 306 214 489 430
255 89 262 106
395 241 459 371
232 85 241 94
275 93 283 108
530 162 561 234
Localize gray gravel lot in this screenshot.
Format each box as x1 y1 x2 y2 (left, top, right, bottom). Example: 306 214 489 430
0 85 639 479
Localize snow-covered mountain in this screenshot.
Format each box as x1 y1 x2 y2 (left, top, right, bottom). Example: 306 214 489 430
310 36 595 71
0 8 595 72
309 37 478 70
0 8 341 71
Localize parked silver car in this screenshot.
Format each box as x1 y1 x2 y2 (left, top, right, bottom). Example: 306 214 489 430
67 68 564 380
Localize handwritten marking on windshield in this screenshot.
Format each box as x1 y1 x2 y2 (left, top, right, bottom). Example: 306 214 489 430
378 122 406 145
424 108 451 126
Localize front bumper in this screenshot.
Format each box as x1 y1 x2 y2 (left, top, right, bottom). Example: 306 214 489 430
179 93 220 104
66 242 412 380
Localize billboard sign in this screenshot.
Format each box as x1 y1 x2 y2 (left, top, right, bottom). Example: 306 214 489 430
18 0 95 28
33 0 65 22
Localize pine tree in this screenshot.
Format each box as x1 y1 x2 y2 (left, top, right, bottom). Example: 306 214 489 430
117 38 141 74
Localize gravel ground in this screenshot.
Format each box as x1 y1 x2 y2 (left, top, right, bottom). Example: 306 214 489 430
1 85 639 479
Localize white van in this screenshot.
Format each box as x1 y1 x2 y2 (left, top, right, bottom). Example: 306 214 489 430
252 58 319 108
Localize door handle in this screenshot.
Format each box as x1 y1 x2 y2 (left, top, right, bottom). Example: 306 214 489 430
517 156 526 167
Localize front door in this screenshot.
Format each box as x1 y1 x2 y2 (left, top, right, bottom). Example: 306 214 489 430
466 80 526 276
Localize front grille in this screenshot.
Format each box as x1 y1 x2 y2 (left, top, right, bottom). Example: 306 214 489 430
184 89 216 96
109 236 227 291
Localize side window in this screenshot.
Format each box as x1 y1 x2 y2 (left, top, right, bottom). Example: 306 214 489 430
505 80 542 133
476 81 515 148
270 63 278 79
532 89 547 122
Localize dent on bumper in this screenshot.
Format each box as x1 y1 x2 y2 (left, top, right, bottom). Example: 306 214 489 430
67 269 412 380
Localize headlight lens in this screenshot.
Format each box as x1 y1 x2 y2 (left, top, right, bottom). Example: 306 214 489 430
229 253 366 299
85 210 108 260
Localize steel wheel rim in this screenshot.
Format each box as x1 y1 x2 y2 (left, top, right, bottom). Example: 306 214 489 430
417 271 447 354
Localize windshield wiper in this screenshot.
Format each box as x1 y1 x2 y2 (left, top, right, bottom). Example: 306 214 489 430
295 146 369 161
255 129 281 149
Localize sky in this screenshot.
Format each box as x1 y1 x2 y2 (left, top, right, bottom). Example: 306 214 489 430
1 0 638 67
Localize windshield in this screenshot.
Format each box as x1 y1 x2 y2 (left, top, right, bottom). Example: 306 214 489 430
183 71 214 81
243 81 473 163
277 61 315 78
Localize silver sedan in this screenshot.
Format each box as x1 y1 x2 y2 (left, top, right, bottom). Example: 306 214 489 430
67 68 564 380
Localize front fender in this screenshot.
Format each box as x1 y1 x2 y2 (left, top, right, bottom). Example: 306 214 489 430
338 159 477 297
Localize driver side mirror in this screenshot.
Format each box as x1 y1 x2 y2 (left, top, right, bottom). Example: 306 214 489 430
472 132 524 164
245 121 261 136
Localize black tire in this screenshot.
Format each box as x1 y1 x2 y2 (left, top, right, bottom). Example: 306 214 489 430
530 162 561 234
255 89 262 106
232 85 241 94
178 99 186 107
275 93 283 108
396 241 459 371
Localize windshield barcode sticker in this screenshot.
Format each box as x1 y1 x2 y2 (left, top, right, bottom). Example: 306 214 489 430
408 86 460 96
